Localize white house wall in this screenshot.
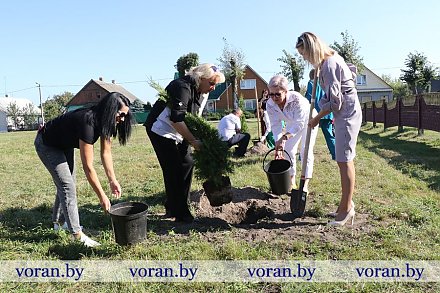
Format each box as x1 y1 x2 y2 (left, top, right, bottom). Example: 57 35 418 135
356 66 394 103
0 110 7 132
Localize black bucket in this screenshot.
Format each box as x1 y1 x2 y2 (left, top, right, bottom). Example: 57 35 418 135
263 149 293 195
109 201 148 246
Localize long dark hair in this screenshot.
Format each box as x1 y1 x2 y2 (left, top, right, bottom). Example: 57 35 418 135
91 92 133 145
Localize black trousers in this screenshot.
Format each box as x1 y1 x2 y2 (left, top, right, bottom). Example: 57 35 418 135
146 128 194 218
227 132 251 157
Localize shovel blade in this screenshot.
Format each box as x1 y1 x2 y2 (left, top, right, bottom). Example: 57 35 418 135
290 188 308 218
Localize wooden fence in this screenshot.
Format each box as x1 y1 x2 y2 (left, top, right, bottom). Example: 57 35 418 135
362 93 440 134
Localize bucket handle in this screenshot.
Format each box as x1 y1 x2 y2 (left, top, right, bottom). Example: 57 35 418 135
262 148 293 170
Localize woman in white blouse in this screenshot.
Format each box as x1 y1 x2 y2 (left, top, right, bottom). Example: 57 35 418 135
266 75 318 192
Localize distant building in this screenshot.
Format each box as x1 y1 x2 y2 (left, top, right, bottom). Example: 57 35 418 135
429 79 440 92
65 78 150 123
356 66 394 103
0 106 7 132
66 78 138 111
206 65 268 112
0 96 40 131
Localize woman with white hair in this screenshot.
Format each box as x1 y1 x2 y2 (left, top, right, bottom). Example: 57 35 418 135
266 74 318 193
145 63 225 223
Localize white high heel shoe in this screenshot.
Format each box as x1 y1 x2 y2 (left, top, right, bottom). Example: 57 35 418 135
328 207 355 227
327 201 355 218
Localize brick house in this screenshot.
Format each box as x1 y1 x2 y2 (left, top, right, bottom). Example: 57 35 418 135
206 65 268 112
66 78 138 111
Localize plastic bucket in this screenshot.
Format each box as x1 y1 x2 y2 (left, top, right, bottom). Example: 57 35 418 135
263 149 293 195
109 201 148 245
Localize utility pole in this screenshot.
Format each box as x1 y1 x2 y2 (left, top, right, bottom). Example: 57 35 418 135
35 82 44 124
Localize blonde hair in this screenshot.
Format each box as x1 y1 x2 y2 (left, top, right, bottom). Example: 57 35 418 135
187 63 226 87
295 32 334 66
268 75 289 92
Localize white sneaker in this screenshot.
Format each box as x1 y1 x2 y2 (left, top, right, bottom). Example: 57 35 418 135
72 233 101 247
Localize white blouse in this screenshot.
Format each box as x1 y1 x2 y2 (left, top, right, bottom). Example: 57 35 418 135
266 91 311 141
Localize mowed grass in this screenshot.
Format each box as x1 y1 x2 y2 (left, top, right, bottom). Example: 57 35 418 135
0 120 439 292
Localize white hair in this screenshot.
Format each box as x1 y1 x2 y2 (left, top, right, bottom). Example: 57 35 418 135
268 75 289 91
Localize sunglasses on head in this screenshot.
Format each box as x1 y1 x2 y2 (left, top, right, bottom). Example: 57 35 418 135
211 65 218 72
268 92 282 98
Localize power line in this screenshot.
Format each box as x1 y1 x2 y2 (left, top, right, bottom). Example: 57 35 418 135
4 76 174 96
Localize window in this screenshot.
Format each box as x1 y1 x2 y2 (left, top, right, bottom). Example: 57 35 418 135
244 99 256 110
206 101 215 112
356 74 366 85
240 79 256 89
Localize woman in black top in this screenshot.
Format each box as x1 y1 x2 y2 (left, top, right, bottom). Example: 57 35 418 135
145 63 225 223
34 92 133 247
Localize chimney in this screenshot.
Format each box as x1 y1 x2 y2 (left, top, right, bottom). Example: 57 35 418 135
99 77 103 81
112 80 115 84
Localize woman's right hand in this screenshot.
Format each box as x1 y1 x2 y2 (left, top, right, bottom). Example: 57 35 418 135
274 139 285 160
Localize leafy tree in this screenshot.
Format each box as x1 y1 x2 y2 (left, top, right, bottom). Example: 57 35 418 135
130 99 146 112
175 53 199 78
331 30 364 72
144 102 152 110
277 49 305 91
21 103 37 129
218 37 246 109
43 91 73 121
381 74 411 99
6 102 21 130
400 51 438 94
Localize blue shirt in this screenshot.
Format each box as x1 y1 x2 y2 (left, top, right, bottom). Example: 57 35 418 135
305 79 333 120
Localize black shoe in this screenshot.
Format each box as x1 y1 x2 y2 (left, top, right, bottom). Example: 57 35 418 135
164 211 174 218
175 214 194 223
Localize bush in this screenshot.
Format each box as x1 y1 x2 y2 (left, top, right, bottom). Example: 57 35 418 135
203 111 223 121
184 114 234 188
243 110 255 119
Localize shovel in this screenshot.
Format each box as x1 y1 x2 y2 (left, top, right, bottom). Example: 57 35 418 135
290 67 319 218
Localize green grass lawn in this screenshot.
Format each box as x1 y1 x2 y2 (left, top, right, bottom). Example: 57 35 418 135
0 120 439 292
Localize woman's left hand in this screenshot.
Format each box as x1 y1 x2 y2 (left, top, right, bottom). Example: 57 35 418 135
110 180 122 199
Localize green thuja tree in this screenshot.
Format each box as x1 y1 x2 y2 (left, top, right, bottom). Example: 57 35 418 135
147 77 168 102
184 114 233 188
148 76 233 189
238 96 248 133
